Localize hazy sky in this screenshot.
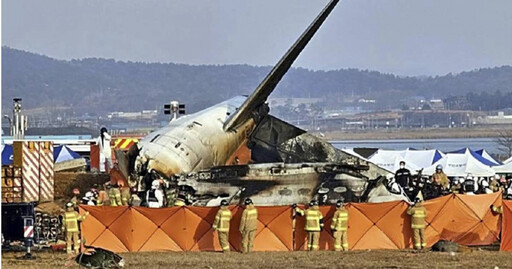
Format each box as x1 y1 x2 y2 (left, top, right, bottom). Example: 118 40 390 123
2 0 512 76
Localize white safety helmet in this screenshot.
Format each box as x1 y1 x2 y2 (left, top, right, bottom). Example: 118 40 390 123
495 175 501 180
85 191 94 198
151 180 160 189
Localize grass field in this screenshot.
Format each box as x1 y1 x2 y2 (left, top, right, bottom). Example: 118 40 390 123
2 249 511 269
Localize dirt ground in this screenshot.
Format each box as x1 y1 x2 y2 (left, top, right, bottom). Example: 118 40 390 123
2 249 512 269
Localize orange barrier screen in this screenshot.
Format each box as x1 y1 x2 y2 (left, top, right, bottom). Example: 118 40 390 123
80 192 503 252
501 200 512 251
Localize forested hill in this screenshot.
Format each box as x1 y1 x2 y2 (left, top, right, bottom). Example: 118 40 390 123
2 46 512 114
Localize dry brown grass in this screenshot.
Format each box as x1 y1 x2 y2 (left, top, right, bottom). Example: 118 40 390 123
2 249 512 269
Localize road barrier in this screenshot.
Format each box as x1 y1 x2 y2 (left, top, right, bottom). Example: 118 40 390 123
80 192 505 252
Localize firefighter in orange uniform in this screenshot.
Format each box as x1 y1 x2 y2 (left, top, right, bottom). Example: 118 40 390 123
239 198 258 253
331 200 349 251
213 199 232 252
407 197 427 250
63 202 89 254
295 200 324 251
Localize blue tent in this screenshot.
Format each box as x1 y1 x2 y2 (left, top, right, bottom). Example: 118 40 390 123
449 148 500 166
1 145 13 165
474 149 502 166
54 145 81 163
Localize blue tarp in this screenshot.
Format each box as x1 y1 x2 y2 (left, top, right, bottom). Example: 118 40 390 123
54 145 81 163
1 145 13 165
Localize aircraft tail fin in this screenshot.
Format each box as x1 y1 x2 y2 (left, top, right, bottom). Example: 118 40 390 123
223 0 339 131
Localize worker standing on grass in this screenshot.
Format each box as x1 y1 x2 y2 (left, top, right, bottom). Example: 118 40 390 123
239 198 258 253
330 200 349 251
294 200 324 251
108 182 122 206
63 202 89 254
213 199 232 252
146 180 164 208
407 198 427 250
118 181 130 206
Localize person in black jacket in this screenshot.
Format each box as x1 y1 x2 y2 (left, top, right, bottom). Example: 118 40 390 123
395 161 412 190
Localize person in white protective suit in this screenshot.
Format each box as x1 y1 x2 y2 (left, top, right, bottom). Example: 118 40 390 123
97 127 113 172
146 180 164 208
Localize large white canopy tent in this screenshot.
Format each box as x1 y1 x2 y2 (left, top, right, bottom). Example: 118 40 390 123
368 148 444 172
423 150 495 177
493 162 512 173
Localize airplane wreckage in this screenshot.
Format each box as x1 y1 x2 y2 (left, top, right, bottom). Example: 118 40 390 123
117 0 406 206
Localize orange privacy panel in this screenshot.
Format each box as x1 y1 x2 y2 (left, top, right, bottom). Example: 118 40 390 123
260 206 293 251
501 200 512 251
374 201 413 249
351 201 406 250
79 194 503 253
133 206 181 226
346 204 374 249
138 228 183 252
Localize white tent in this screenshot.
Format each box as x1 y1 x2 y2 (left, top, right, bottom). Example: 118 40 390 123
424 151 495 177
494 162 512 173
340 148 368 161
504 156 512 164
368 149 419 172
368 148 444 172
404 149 445 169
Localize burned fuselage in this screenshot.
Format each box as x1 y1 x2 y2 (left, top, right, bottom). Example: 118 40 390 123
169 162 370 206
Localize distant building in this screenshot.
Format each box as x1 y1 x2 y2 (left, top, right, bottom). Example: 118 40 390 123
429 99 444 110
443 96 470 110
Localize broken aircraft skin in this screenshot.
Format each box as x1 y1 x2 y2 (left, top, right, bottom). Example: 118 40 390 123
116 0 397 206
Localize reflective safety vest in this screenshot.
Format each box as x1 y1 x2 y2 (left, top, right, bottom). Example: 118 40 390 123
174 199 186 206
63 211 87 233
330 207 348 231
432 172 449 189
120 187 130 206
407 204 427 229
147 189 158 202
239 205 258 232
165 188 175 207
464 179 475 193
109 188 122 206
213 206 232 232
296 206 324 232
